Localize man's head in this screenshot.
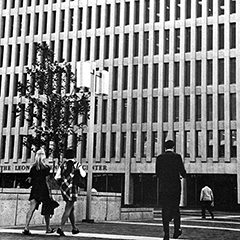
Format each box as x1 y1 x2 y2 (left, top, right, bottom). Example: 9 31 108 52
64 148 75 159
164 140 175 150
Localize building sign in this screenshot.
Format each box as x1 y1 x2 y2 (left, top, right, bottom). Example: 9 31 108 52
0 165 31 172
0 164 108 173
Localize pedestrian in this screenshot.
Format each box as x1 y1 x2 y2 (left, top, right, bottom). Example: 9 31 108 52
200 185 214 219
56 148 86 236
156 140 186 240
22 149 55 235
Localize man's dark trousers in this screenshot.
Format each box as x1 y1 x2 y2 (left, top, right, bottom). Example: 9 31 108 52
161 192 181 235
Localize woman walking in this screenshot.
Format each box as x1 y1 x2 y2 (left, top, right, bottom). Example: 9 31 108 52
56 148 86 236
22 149 55 235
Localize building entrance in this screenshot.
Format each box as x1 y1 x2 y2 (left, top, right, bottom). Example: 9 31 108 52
186 174 238 211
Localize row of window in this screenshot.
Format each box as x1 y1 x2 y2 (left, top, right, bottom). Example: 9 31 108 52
0 40 237 90
2 0 237 25
1 0 237 39
0 128 237 160
1 92 236 132
1 0 64 9
79 129 237 159
0 25 236 68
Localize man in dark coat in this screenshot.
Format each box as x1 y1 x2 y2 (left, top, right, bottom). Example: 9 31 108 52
156 140 186 240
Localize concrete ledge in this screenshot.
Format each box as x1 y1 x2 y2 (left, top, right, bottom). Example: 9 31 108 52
0 188 121 226
121 207 154 220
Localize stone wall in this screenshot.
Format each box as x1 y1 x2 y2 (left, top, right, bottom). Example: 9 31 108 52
120 207 154 220
0 188 121 226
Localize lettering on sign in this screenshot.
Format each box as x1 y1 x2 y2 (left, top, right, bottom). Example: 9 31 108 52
81 165 107 171
0 164 108 173
0 165 31 172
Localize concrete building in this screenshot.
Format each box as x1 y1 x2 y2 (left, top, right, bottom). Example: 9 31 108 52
0 0 240 210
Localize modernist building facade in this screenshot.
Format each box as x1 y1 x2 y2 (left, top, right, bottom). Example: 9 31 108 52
0 0 240 209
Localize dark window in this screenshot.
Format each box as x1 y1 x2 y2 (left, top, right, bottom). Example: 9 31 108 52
104 35 110 59
153 64 158 89
114 35 119 58
87 7 92 29
112 67 118 91
196 26 202 52
176 0 181 20
196 0 202 18
230 58 236 84
196 95 201 121
154 31 159 55
131 132 137 157
142 98 147 123
219 130 225 157
208 0 213 16
185 27 191 52
125 2 130 25
112 99 117 124
163 97 168 122
196 60 201 86
155 0 160 22
186 0 191 19
230 0 236 14
207 60 213 85
133 65 138 90
124 34 129 58
134 1 139 24
230 93 236 120
219 24 224 49
218 94 224 120
185 96 190 121
165 0 170 21
132 98 137 123
143 32 149 56
144 0 150 23
164 30 169 54
174 96 179 122
218 59 224 85
207 95 213 121
163 63 169 88
219 0 224 15
152 97 158 122
175 28 180 53
96 5 101 28
207 131 213 157
106 4 111 27
122 66 128 90
185 61 191 86
95 36 100 60
230 130 237 157
207 25 213 50
142 64 148 89
174 62 179 87
230 23 236 49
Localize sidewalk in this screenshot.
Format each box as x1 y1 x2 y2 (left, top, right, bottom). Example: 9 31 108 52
1 209 240 239
0 221 186 240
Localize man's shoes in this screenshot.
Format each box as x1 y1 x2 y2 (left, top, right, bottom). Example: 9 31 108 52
163 233 169 240
57 228 65 236
22 229 31 235
173 229 182 239
46 228 56 234
72 228 80 234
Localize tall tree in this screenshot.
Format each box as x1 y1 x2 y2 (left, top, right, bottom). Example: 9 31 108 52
17 42 90 161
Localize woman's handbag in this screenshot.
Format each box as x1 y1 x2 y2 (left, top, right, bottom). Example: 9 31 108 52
49 198 59 216
73 168 86 188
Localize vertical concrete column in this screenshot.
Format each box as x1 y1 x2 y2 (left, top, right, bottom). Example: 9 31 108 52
124 159 134 205
180 178 187 207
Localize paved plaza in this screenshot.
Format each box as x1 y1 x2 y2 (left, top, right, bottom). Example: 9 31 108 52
1 209 240 239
